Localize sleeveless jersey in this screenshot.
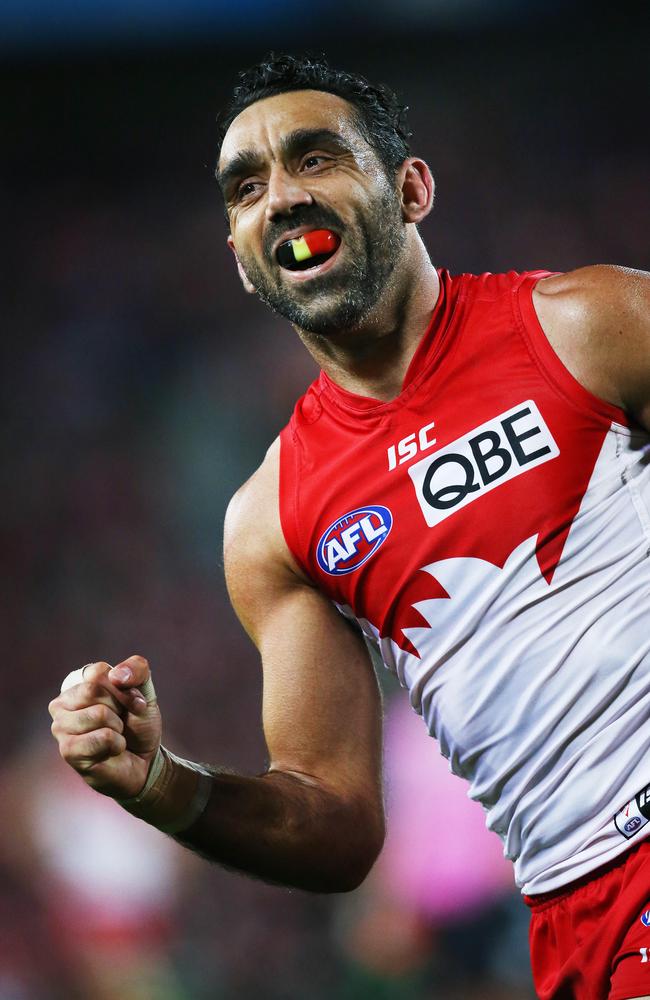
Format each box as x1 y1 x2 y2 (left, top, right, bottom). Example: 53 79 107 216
278 269 650 895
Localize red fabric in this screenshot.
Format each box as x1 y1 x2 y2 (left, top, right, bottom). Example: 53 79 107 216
279 269 629 651
526 840 650 999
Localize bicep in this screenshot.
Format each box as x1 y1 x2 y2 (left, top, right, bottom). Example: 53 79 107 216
258 583 383 797
223 453 383 807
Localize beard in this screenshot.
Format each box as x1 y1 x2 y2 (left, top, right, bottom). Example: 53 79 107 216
235 182 407 338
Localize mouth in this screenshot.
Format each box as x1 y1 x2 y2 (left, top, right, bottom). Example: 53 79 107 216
275 229 342 280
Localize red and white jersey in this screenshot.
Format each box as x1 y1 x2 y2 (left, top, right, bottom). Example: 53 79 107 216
278 269 650 895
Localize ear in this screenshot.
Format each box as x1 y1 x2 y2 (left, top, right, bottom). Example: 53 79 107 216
227 236 256 295
397 158 435 224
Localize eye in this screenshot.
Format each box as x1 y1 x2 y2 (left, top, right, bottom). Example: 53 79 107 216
236 179 262 202
302 154 330 171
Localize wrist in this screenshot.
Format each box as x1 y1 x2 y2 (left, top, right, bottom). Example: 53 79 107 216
118 745 212 834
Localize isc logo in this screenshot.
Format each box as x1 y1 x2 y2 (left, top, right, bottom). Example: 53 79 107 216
408 401 559 528
316 505 393 576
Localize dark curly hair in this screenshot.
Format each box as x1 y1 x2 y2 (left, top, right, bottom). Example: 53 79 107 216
217 52 412 178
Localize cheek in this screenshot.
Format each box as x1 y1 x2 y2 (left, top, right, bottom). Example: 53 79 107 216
230 209 264 254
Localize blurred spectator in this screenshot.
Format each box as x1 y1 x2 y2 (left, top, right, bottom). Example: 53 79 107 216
0 735 194 1000
335 693 534 998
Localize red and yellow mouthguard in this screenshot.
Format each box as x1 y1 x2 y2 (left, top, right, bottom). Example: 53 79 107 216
276 229 340 269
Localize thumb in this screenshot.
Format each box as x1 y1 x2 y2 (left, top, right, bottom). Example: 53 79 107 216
109 655 157 704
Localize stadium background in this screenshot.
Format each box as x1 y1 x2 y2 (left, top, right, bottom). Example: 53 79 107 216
2 2 649 997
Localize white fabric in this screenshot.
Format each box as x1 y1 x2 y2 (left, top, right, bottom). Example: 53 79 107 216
346 422 650 894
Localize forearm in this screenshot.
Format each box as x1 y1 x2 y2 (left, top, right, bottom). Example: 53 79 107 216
180 768 382 892
122 747 384 893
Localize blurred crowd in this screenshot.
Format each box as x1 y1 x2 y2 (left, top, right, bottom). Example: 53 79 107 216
2 25 648 999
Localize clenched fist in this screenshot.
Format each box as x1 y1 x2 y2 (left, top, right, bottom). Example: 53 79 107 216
48 655 162 800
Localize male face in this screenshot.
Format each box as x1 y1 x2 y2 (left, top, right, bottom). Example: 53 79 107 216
218 90 408 338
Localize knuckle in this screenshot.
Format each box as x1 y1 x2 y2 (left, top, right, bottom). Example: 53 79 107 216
90 704 110 726
97 728 124 757
94 705 122 732
95 728 120 752
83 680 108 702
130 655 149 668
58 736 74 761
87 730 107 754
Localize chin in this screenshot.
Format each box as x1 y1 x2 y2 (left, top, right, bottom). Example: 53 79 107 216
292 298 375 338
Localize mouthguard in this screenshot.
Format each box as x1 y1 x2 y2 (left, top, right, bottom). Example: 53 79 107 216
276 229 340 269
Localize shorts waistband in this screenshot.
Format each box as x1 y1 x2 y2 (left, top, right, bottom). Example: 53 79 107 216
524 841 649 912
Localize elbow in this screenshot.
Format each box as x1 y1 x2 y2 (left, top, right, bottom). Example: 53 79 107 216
308 805 386 894
342 819 385 892
334 848 382 894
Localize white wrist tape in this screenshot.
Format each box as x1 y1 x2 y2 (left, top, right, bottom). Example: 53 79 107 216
118 746 213 835
60 665 209 835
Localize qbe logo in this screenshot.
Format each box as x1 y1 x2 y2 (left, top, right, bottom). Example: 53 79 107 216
316 505 393 576
408 401 559 528
640 910 650 927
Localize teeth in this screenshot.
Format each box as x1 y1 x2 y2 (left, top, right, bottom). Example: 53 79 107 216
276 229 340 270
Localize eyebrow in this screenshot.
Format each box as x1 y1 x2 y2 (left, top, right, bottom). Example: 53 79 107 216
216 128 350 199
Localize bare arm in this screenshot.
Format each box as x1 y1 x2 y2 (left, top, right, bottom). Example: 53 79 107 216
49 438 385 893
533 264 650 431
173 440 384 889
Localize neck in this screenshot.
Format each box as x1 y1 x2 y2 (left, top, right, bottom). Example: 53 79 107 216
295 238 440 402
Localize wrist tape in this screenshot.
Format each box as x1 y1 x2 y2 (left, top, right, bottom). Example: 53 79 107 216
115 670 212 833
118 745 213 834
60 663 211 835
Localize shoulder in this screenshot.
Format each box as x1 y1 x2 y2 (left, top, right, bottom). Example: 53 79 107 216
531 264 650 419
534 264 650 317
224 436 281 555
224 438 312 640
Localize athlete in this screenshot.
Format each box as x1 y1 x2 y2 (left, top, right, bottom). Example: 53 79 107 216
48 54 650 999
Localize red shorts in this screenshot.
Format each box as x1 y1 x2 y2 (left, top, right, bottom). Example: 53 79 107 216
525 840 650 1000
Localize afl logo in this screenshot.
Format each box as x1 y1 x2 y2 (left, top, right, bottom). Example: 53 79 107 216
316 505 393 576
641 910 650 927
625 816 643 835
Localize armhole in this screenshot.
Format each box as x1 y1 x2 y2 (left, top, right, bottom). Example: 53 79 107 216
278 423 312 580
513 272 630 427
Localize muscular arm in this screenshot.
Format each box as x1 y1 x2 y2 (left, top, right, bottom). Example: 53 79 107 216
533 265 650 430
50 439 384 893
183 440 384 890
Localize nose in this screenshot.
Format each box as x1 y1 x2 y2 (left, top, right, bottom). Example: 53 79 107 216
265 165 313 220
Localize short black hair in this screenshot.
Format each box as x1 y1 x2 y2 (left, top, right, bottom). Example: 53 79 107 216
217 52 412 178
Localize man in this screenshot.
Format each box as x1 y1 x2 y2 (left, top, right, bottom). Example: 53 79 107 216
49 54 650 999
